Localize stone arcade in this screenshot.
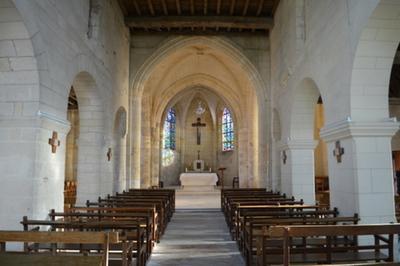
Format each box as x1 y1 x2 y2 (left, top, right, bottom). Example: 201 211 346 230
1 0 400 265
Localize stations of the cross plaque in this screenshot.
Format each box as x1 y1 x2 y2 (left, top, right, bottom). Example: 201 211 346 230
192 117 206 145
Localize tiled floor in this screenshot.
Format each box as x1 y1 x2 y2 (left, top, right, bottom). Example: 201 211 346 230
147 188 244 266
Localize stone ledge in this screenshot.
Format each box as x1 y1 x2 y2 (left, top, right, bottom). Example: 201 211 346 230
320 118 399 142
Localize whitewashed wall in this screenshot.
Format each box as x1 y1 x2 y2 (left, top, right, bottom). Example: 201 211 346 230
0 0 129 230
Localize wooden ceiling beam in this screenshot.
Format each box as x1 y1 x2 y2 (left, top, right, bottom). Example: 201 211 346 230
133 0 141 15
216 0 221 15
229 0 236 15
204 0 208 15
147 0 155 16
161 0 168 15
190 0 195 15
242 0 250 16
176 0 181 15
256 0 264 16
126 16 273 30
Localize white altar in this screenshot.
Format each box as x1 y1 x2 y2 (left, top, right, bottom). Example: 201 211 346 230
179 172 218 191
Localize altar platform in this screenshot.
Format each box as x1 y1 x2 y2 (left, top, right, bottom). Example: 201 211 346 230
179 172 218 191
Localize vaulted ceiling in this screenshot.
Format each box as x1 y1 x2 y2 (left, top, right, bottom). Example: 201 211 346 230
117 0 279 34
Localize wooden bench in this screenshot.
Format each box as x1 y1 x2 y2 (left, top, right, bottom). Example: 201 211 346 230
257 224 400 266
49 207 155 258
90 198 168 236
242 215 359 266
21 217 146 266
0 231 119 266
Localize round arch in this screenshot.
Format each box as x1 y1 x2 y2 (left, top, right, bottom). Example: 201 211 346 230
72 71 106 204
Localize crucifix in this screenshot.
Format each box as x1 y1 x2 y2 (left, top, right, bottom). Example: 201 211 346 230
107 148 112 161
192 117 206 145
333 140 344 163
48 131 60 153
282 150 287 164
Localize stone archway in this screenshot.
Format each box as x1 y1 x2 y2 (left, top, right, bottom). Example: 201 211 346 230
72 71 105 204
130 36 268 189
281 78 323 204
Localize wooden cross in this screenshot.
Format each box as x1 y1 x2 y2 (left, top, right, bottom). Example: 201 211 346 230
192 117 206 145
333 141 344 163
48 131 60 154
282 150 287 164
107 148 112 161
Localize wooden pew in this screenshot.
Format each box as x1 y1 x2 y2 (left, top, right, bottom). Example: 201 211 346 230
49 207 155 258
242 215 359 266
257 224 400 266
89 198 167 237
125 189 175 213
231 205 334 240
21 217 146 266
0 231 119 266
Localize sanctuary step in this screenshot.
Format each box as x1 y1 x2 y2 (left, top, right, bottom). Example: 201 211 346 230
180 185 217 192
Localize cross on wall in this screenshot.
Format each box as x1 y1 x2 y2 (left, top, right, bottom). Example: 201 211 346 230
333 141 345 163
191 117 206 145
48 131 60 153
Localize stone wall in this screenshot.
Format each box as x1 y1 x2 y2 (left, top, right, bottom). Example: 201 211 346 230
271 0 398 222
0 0 129 229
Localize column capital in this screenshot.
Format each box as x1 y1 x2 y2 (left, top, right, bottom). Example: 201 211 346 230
278 139 318 151
320 118 399 143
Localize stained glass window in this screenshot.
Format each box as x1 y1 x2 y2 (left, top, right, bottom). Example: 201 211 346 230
222 108 234 151
163 108 176 150
162 108 176 166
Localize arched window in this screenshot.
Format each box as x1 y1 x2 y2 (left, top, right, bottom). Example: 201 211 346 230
162 108 176 166
222 108 234 151
163 108 176 150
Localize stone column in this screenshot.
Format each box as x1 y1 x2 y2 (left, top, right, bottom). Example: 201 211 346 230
130 96 141 188
280 139 318 204
321 119 398 223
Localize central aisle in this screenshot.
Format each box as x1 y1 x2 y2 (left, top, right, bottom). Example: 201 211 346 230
147 189 244 266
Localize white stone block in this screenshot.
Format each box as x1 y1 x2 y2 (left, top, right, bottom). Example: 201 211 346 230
0 57 10 71
9 57 37 71
0 7 21 22
13 40 34 56
0 102 13 115
0 40 15 56
0 22 29 40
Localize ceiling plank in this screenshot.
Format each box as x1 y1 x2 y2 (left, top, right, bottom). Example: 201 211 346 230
133 0 141 16
161 0 168 15
204 0 208 15
216 0 222 31
190 0 195 15
229 0 236 15
256 0 264 16
176 0 181 15
242 0 250 16
147 0 155 16
126 16 273 30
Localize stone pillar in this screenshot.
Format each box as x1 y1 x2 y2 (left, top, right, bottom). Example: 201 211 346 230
280 139 317 204
130 96 141 188
321 119 399 223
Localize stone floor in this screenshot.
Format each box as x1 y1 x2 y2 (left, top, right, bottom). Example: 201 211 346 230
147 188 244 266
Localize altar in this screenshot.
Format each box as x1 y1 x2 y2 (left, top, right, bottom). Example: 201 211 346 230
179 172 218 189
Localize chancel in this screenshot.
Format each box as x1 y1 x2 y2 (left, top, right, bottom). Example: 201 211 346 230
1 0 400 265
